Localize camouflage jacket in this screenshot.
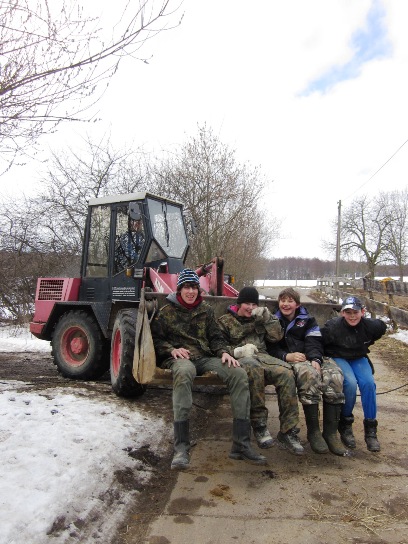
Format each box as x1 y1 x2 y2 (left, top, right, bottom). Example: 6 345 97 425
217 305 283 354
151 293 231 364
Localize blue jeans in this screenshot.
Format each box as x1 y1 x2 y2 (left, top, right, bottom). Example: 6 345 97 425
332 357 377 419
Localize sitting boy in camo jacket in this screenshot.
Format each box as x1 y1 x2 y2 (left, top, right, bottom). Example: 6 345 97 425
218 286 304 455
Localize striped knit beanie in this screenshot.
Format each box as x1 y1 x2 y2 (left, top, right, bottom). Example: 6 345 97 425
177 268 200 289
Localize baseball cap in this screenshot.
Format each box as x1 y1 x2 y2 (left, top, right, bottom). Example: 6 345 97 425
341 296 363 311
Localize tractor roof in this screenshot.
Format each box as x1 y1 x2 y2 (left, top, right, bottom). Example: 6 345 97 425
88 192 183 207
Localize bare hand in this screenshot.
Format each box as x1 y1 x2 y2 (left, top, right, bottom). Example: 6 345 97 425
171 347 191 359
286 352 307 363
222 352 240 367
311 360 321 371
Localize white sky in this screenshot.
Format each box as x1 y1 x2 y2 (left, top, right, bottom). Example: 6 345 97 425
1 319 407 542
0 326 169 544
2 0 408 260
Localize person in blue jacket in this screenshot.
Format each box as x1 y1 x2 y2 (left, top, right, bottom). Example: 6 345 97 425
320 296 387 452
268 288 346 455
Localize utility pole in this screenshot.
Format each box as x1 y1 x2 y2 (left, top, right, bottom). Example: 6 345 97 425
336 200 341 278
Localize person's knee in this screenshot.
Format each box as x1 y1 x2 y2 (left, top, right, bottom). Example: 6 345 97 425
229 365 249 385
172 361 196 381
358 376 376 392
343 376 357 393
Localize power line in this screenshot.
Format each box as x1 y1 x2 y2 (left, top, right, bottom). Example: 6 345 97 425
345 137 408 201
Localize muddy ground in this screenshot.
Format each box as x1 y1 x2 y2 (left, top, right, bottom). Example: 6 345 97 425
1 335 408 544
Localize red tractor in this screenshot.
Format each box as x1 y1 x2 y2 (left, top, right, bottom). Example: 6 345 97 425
30 192 238 397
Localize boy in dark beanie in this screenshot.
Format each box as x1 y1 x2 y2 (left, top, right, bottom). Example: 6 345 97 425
218 286 304 455
151 269 266 470
237 286 259 305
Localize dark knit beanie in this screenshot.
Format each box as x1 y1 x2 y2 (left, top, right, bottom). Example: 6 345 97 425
237 286 259 305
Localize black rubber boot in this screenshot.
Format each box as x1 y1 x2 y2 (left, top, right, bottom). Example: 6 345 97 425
171 420 191 470
322 403 347 456
364 418 381 452
229 419 267 465
303 404 329 454
338 414 356 449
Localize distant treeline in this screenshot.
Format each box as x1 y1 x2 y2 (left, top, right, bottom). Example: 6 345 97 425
257 257 408 281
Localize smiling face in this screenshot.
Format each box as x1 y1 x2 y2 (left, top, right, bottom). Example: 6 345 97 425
237 302 258 318
341 308 364 326
278 296 300 322
179 282 199 304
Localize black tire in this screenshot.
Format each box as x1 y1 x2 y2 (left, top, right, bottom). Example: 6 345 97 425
51 310 109 380
110 308 146 398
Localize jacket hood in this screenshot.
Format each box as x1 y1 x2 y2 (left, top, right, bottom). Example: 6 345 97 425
227 304 239 316
166 291 204 311
167 292 180 306
227 304 253 321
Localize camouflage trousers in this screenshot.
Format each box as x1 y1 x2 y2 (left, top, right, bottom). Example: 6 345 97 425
239 354 299 434
291 357 345 405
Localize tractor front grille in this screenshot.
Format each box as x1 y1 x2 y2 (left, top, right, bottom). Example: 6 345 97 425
37 279 65 301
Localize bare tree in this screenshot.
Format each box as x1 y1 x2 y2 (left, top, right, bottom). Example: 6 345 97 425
382 189 408 281
0 136 148 318
32 134 149 255
339 195 392 277
0 0 180 171
149 124 279 287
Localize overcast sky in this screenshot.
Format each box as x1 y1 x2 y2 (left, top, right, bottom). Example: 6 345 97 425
3 0 408 260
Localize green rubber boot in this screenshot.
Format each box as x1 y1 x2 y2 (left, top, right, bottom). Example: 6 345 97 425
303 404 329 454
322 403 347 456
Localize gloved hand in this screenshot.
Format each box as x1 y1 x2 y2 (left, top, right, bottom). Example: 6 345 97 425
234 343 259 358
252 306 271 323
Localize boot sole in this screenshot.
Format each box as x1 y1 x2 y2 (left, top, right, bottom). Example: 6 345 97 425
229 453 267 465
277 440 305 456
171 462 190 470
365 443 381 452
340 437 356 449
322 435 347 456
257 440 274 449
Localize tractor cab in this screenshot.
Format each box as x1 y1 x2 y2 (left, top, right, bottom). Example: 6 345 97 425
80 192 189 303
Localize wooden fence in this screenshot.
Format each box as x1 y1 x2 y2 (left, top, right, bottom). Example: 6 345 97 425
316 277 408 329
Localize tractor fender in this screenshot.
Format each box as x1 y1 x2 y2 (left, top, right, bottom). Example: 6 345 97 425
39 301 113 341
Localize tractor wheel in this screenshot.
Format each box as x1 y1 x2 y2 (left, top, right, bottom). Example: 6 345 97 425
51 310 109 380
110 308 146 398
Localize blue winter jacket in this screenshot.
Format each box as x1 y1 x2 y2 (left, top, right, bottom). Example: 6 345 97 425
267 306 324 364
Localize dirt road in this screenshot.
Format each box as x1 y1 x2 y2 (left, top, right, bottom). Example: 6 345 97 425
122 348 408 544
1 347 408 544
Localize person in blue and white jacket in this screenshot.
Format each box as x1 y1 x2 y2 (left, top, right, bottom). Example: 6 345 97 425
268 288 345 456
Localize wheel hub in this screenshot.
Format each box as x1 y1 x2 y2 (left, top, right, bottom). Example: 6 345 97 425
70 336 87 354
